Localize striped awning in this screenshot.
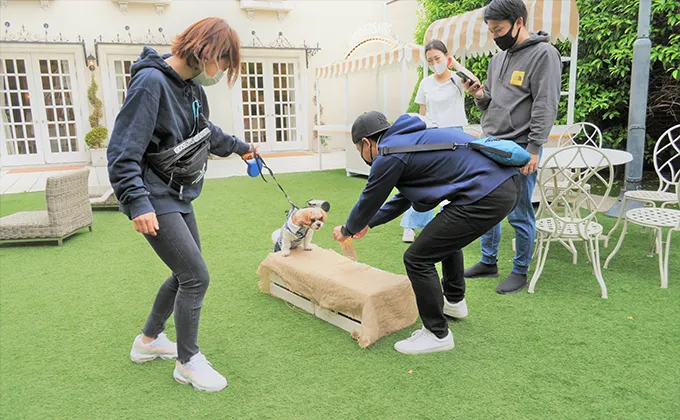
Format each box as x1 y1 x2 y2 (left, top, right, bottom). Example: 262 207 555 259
315 43 424 79
424 0 579 57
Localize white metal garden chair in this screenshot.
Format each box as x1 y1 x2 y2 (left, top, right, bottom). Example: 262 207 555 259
605 124 680 248
529 146 614 298
604 178 679 288
557 122 604 148
529 123 605 265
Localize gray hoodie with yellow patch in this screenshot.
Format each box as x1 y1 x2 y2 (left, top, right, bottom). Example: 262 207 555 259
476 31 561 155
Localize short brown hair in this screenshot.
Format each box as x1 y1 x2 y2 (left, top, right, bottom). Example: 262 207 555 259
172 17 241 87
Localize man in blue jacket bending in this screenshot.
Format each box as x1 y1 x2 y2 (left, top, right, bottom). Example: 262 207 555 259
333 111 520 354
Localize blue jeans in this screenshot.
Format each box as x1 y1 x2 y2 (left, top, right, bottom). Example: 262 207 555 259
400 207 435 229
480 171 537 275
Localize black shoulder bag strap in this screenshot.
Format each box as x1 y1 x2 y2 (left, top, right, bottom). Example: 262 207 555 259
379 142 512 158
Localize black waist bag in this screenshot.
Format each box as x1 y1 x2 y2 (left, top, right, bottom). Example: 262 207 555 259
145 91 211 200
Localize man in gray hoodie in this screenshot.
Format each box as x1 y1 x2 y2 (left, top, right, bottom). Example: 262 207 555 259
462 0 561 293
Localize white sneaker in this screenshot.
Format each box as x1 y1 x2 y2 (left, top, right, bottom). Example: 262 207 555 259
443 298 468 319
394 327 454 355
130 333 177 363
402 228 415 243
173 352 227 392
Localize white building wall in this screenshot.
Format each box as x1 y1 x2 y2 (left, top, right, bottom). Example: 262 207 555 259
0 0 420 166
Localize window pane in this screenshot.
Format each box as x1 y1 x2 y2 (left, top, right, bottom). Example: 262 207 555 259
115 61 123 74
17 60 26 74
60 138 69 152
28 140 37 154
19 76 28 90
70 138 78 151
50 139 59 152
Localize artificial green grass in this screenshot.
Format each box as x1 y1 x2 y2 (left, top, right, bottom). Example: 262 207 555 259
1 170 678 420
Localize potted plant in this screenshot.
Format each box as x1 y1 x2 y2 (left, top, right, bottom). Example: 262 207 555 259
85 75 109 167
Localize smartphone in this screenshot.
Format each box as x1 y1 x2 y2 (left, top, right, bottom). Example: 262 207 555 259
456 71 474 83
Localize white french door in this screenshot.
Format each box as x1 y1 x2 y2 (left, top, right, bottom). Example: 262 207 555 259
105 55 134 122
235 58 303 152
0 53 86 166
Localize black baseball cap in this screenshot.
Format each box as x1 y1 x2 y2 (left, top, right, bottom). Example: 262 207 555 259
351 111 391 144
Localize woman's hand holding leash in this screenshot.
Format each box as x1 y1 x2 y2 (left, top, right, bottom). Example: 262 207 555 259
241 144 259 161
133 212 159 236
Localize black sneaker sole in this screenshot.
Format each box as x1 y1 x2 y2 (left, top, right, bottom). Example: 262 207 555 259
496 281 527 294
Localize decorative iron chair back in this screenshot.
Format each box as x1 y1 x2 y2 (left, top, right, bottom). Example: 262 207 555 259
653 124 680 194
538 146 614 238
557 122 603 148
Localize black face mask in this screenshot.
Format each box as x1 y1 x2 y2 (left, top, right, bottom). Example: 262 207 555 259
361 141 374 167
494 22 520 51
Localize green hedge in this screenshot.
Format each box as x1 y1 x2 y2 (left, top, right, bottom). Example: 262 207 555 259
412 0 680 161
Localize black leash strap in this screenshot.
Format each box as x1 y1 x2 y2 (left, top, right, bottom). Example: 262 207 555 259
252 154 298 209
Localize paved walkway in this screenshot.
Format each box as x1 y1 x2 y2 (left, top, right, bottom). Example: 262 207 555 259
0 151 346 195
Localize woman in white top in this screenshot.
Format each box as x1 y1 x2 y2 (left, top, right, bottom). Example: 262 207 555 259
400 39 476 243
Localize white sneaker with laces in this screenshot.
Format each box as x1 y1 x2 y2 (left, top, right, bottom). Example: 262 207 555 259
394 327 454 355
173 352 227 392
130 333 178 363
402 228 415 243
443 298 468 319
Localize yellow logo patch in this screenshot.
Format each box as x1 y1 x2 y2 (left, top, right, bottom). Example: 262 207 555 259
510 70 525 86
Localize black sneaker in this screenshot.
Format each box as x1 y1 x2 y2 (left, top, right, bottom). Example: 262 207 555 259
463 262 498 278
496 272 527 294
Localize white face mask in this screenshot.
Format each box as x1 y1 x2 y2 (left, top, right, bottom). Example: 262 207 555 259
192 63 224 86
429 61 448 75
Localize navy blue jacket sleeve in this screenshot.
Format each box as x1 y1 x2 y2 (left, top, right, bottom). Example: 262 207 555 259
368 193 412 228
199 88 251 157
344 156 405 235
107 86 159 219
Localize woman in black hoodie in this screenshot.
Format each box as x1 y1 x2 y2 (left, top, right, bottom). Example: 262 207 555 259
108 17 255 392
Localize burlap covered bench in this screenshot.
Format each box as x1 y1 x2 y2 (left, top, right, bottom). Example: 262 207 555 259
257 246 418 347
